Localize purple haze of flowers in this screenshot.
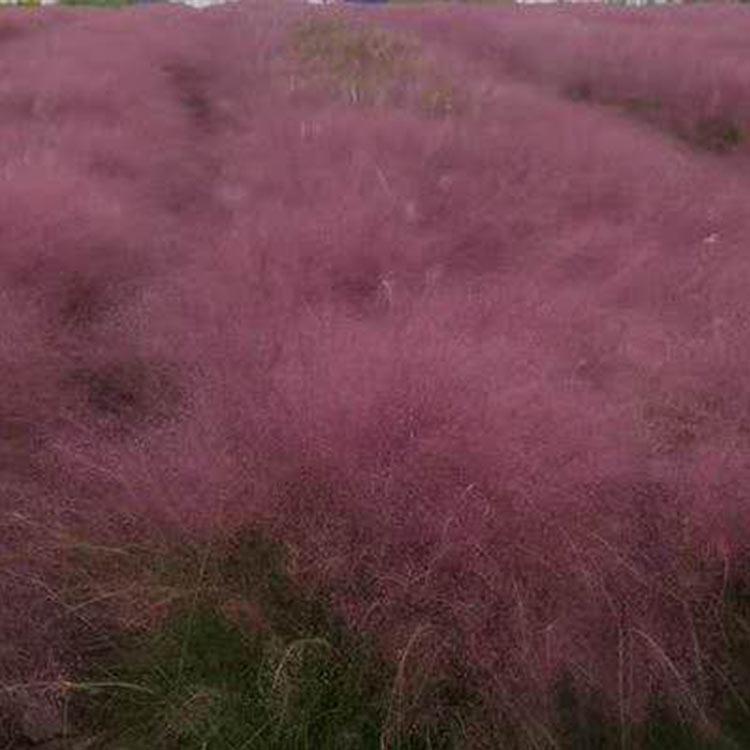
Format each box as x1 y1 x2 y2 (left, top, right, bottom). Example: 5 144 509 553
0 0 748 739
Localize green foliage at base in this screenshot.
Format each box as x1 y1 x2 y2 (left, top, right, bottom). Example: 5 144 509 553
66 530 474 749
72 607 386 749
20 523 750 749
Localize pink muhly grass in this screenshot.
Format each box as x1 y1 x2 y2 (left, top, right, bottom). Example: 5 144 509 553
377 3 750 158
0 0 748 745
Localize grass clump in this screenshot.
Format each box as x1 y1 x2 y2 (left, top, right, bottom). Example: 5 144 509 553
290 17 421 107
288 17 460 116
71 606 386 749
5 521 750 748
60 528 475 749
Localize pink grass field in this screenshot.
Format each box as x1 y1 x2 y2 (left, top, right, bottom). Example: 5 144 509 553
377 2 750 158
1 0 749 744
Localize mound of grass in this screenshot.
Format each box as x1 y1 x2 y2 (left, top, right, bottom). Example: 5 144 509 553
288 17 460 115
29 525 747 749
289 17 420 106
58 529 478 749
3 3 750 748
71 606 386 749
